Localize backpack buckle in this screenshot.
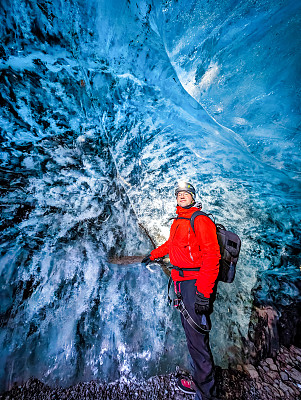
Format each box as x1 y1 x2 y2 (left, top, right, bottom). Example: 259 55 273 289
173 298 182 308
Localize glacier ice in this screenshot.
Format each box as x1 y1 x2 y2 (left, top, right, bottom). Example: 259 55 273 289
0 0 300 391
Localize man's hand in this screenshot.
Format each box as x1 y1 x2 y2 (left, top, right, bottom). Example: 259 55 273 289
195 291 210 314
141 253 152 266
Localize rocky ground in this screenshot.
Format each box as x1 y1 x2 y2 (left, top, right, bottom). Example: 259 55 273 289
235 345 301 400
1 345 300 400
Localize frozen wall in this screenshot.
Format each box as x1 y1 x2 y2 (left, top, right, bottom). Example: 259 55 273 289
0 0 300 391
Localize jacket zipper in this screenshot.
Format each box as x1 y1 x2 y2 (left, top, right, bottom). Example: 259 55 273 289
171 224 179 243
173 221 195 262
188 226 194 261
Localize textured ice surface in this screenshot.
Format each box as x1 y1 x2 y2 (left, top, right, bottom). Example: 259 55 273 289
0 0 300 392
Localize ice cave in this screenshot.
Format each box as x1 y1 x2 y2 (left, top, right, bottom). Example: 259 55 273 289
0 1 300 399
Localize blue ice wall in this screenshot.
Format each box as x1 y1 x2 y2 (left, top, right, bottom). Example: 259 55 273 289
0 0 300 391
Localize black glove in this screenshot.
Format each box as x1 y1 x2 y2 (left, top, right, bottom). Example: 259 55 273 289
195 291 210 314
141 253 152 266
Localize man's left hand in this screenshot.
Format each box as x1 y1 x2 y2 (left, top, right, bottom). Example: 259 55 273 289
195 291 210 314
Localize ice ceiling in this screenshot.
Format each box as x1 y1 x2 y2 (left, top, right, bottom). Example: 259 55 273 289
0 0 300 391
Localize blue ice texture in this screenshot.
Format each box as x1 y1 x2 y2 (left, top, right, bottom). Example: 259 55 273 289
0 0 300 392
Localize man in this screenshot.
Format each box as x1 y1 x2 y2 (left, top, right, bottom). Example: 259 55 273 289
142 182 220 400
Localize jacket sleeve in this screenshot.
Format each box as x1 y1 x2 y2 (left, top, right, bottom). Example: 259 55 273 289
150 239 170 259
194 216 220 298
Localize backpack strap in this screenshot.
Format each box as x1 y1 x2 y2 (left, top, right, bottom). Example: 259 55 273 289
175 211 214 234
174 210 240 284
190 211 215 234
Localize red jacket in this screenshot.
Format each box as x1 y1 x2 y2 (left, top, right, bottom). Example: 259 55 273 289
150 206 220 298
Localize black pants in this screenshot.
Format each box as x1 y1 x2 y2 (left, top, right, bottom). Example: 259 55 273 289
176 279 216 400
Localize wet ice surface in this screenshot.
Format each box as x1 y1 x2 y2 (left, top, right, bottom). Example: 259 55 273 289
0 0 300 393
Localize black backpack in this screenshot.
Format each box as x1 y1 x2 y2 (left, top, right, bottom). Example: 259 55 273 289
189 211 241 283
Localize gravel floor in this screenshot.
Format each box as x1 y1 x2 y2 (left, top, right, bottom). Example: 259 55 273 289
1 345 300 400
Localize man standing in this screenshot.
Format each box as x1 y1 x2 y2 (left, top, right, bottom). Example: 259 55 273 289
142 182 220 400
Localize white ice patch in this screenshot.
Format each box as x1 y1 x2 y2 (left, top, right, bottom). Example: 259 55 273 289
169 60 220 106
22 156 36 169
232 117 249 126
117 73 146 87
197 62 220 92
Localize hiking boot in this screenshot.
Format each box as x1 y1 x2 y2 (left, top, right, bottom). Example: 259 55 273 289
177 377 196 395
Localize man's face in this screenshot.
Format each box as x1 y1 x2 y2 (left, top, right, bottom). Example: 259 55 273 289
177 191 193 207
